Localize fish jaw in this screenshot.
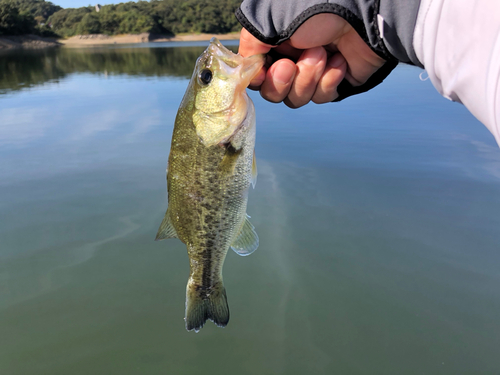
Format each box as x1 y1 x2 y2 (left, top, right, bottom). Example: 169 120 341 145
207 37 265 87
207 38 264 86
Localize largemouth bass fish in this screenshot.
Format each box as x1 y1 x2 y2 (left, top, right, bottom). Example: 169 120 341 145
156 38 264 332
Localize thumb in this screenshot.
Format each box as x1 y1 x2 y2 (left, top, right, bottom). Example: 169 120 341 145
238 28 273 57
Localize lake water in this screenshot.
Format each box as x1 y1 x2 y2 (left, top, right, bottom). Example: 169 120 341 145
1 41 500 375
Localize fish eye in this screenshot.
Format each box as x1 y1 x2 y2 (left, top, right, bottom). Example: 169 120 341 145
199 69 213 85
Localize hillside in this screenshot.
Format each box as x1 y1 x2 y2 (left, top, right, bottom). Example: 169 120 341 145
0 0 242 38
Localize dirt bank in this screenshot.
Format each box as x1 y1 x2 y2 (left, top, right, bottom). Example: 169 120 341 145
0 33 240 50
60 32 240 47
0 35 61 50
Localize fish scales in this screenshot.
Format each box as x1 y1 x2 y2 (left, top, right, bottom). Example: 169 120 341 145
156 38 264 332
171 118 249 285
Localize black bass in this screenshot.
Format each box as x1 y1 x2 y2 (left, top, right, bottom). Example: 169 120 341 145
156 38 264 332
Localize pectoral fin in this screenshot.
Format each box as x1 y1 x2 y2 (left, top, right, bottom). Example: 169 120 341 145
155 211 178 241
219 145 242 176
231 216 259 256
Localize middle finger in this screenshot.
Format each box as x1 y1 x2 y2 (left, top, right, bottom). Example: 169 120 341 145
284 47 327 108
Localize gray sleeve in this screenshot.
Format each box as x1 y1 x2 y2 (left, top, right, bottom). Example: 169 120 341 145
235 0 423 67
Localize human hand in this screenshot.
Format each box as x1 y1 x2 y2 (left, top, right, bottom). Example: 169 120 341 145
238 13 387 108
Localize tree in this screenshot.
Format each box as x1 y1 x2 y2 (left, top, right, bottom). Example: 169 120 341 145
77 12 100 34
2 0 61 24
0 1 36 35
99 10 119 35
44 0 244 37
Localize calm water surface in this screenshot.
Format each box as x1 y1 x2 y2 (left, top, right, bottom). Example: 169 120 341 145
1 42 500 374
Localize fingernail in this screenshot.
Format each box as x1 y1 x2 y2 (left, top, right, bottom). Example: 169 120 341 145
329 53 345 68
301 47 324 66
273 61 295 85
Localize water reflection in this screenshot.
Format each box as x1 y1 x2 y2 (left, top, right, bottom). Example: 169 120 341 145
0 43 238 94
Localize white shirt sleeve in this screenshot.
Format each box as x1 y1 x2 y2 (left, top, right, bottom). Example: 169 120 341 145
413 0 500 145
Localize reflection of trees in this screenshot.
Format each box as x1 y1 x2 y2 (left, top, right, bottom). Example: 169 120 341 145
0 45 238 93
0 49 65 93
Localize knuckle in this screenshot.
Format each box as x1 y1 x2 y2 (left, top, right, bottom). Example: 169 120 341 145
284 97 305 109
311 96 325 104
261 91 284 104
311 88 338 104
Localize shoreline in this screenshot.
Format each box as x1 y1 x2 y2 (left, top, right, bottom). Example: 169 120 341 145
0 32 240 50
0 34 61 50
59 32 240 47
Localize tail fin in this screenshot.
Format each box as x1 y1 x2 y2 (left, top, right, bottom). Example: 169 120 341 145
185 280 229 332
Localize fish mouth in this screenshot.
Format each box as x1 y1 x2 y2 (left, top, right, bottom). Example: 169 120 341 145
208 37 265 88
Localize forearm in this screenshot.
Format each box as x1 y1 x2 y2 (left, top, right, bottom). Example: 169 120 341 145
236 0 422 65
414 0 500 145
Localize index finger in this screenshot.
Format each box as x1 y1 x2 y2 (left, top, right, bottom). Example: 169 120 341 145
238 28 273 88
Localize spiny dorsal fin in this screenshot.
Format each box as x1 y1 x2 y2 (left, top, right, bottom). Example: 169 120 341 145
155 211 178 241
231 215 259 256
251 150 257 189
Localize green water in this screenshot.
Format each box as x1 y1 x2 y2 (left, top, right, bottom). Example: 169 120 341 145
1 42 500 374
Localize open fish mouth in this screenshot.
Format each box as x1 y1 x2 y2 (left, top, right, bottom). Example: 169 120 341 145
208 37 265 87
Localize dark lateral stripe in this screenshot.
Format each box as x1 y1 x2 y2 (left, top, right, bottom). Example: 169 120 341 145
201 246 213 291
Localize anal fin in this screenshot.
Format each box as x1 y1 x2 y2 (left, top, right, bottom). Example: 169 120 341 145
155 211 178 241
231 215 259 256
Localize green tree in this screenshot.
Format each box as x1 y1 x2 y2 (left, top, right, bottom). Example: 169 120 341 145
1 0 61 24
99 10 119 35
118 12 154 34
45 0 243 38
77 12 100 34
0 1 36 35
